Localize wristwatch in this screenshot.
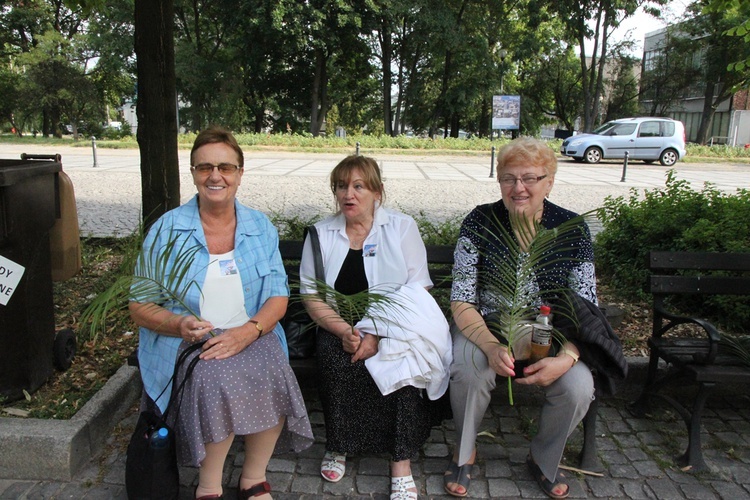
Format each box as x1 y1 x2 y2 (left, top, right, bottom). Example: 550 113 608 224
249 320 264 336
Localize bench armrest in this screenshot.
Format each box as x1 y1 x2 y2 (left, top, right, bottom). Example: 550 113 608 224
653 298 721 364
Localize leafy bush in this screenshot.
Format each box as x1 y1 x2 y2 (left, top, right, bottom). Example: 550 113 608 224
686 143 750 159
595 171 750 332
411 211 462 246
269 212 323 240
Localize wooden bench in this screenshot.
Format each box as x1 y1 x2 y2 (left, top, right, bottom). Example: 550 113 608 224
279 239 604 471
629 251 750 471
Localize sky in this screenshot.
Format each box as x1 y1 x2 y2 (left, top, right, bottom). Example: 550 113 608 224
586 0 695 57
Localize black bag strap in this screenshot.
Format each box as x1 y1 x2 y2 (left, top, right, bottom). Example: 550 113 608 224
151 340 205 419
305 225 325 282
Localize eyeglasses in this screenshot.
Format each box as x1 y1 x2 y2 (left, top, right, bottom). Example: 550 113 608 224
191 162 240 175
498 174 548 187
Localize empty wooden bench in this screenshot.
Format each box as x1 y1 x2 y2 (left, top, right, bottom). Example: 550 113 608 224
630 250 750 471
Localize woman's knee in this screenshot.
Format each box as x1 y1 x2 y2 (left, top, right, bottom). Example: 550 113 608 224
550 363 594 404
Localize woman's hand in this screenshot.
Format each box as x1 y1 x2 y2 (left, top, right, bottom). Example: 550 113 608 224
179 315 214 343
340 328 362 354
351 334 378 363
199 326 252 360
486 343 515 377
515 355 575 387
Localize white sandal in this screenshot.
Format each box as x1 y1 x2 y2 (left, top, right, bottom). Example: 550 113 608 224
320 451 346 483
391 474 418 500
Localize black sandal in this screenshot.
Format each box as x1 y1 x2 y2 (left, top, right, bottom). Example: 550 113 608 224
526 454 569 499
443 460 472 498
237 481 271 499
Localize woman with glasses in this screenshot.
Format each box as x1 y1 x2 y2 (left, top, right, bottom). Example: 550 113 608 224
444 137 599 499
130 126 313 500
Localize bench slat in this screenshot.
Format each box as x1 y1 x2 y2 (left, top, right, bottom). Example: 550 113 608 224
650 275 750 295
650 251 750 271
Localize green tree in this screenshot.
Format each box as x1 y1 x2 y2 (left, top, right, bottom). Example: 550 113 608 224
638 26 700 116
520 46 583 133
682 0 750 143
547 0 668 132
0 0 134 136
703 0 750 77
603 51 640 122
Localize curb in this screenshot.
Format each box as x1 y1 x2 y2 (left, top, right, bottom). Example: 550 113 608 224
0 364 141 481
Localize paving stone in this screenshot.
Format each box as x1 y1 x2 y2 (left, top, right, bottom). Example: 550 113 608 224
608 463 641 479
24 481 64 498
268 457 297 474
622 446 649 461
423 442 449 457
354 474 389 495
646 478 684 500
587 476 623 497
0 482 35 499
290 475 322 495
620 478 651 499
357 457 389 475
710 480 750 500
632 459 665 477
294 457 319 475
484 459 512 478
488 478 520 498
79 484 127 499
321 475 355 496
600 448 629 465
677 480 720 500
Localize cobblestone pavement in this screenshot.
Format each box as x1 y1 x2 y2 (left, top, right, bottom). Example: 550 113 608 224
1 144 749 499
2 367 750 499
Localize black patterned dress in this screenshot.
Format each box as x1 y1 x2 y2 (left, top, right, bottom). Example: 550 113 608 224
317 248 432 461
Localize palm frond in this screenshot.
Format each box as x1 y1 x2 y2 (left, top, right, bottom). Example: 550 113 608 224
80 222 208 343
720 334 750 368
465 207 595 404
302 278 414 338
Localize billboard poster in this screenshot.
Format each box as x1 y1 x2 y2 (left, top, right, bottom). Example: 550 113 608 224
492 95 521 130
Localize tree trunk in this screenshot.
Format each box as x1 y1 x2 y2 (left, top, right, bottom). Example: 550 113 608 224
380 18 393 136
310 48 328 136
42 108 50 137
450 113 460 138
696 82 716 145
479 96 490 138
134 0 180 231
429 0 469 137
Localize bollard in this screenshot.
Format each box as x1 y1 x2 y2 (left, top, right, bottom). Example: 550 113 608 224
620 151 628 182
356 142 360 156
91 136 99 168
489 146 496 178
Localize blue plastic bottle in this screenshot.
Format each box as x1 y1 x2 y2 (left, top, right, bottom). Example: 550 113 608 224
149 427 169 449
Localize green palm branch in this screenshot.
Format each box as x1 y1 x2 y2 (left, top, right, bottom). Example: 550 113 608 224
301 279 415 339
456 208 594 404
719 334 750 368
80 222 211 343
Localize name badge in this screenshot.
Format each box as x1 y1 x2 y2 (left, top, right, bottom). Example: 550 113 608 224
219 259 238 275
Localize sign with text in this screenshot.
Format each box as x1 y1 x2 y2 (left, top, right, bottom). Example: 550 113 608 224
0 255 25 306
492 95 521 130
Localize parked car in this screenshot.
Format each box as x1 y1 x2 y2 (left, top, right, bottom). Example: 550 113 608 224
560 117 686 166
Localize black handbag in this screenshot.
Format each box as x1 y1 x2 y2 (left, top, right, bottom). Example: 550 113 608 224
283 225 324 359
125 341 204 500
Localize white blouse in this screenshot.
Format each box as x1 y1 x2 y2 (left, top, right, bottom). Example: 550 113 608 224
299 207 432 295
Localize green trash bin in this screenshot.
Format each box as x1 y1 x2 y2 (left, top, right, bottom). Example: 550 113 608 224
0 155 74 401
